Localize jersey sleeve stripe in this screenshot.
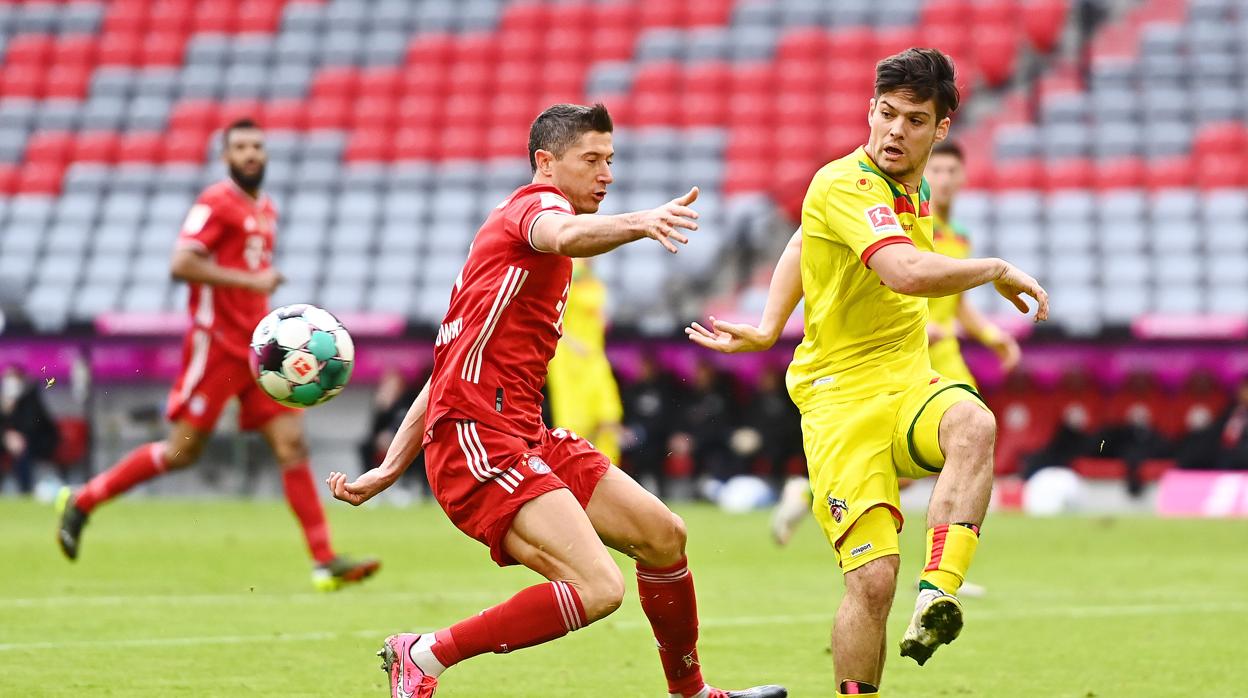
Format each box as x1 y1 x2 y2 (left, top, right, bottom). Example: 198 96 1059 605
861 235 915 268
460 266 519 382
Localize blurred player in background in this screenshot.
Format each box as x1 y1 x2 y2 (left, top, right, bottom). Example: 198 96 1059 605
546 259 624 465
56 119 379 591
687 49 1047 696
925 140 1020 387
327 103 785 698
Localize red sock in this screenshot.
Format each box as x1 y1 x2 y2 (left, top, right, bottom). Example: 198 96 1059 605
430 581 586 667
76 443 168 513
281 463 335 564
637 557 704 697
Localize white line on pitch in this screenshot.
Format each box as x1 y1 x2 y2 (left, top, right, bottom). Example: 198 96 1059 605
0 601 1244 652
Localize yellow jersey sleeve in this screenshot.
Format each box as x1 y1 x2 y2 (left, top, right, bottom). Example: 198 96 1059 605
807 171 916 268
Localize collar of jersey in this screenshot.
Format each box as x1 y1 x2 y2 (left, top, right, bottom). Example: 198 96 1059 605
855 146 930 203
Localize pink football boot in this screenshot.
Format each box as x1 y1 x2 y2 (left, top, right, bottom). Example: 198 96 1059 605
377 634 438 698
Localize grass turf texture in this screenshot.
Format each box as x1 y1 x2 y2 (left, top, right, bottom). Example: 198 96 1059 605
3 499 1246 697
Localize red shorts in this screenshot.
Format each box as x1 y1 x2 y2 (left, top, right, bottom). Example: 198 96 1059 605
166 329 295 432
425 419 611 567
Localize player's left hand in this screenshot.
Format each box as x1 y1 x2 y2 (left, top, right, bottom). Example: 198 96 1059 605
326 469 395 506
685 315 775 353
992 333 1022 373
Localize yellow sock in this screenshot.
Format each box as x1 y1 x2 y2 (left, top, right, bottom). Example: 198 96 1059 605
919 523 979 594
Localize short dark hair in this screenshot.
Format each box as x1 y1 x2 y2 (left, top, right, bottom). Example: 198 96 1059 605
931 139 964 161
222 118 262 149
527 103 613 173
874 48 960 121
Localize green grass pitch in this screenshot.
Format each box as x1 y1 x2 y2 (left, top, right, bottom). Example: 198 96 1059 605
3 498 1246 696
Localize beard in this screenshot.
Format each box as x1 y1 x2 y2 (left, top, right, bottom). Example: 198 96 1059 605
229 162 265 191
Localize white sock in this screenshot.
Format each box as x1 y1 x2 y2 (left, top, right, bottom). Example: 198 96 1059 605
407 634 447 678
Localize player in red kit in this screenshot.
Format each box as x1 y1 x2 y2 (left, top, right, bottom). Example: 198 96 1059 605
326 104 786 698
56 119 379 591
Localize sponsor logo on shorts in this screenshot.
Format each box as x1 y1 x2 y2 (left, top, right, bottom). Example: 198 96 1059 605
527 455 551 474
850 542 874 557
827 496 848 524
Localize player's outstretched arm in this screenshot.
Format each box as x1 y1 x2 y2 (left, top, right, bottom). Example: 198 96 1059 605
327 379 430 506
869 244 1049 321
956 295 1021 372
531 186 700 257
170 246 283 294
686 227 804 353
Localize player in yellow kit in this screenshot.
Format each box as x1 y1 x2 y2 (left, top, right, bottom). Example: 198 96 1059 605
925 140 1020 386
546 259 623 464
687 49 1048 696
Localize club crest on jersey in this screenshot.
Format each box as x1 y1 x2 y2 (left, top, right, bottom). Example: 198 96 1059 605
856 177 873 192
828 496 848 524
863 205 902 236
527 455 551 475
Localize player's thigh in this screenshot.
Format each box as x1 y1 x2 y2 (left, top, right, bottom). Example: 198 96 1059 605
802 398 904 568
540 426 612 510
255 410 308 467
503 487 617 583
892 376 992 480
165 338 235 434
585 466 685 565
929 343 978 390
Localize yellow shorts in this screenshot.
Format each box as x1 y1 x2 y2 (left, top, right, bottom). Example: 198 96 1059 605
928 338 978 390
802 374 989 572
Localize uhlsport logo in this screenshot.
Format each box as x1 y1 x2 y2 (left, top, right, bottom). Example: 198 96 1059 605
827 495 848 524
527 455 551 475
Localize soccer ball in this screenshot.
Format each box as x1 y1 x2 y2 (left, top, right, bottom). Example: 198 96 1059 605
249 304 354 408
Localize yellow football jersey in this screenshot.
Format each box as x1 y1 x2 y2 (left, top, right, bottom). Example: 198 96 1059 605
787 146 935 412
928 215 972 336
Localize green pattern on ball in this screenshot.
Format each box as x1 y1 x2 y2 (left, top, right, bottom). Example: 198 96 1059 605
317 359 344 389
306 330 337 362
290 383 325 406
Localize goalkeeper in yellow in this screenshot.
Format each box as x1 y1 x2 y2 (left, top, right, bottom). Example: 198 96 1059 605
547 259 623 464
686 49 1048 697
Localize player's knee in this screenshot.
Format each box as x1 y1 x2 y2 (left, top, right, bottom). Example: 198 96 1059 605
274 437 309 468
845 556 899 616
576 566 626 623
162 439 202 470
946 402 996 454
640 511 688 567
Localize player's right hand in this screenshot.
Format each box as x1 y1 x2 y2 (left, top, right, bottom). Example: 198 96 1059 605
326 469 393 506
250 269 284 295
639 186 700 253
993 263 1049 322
685 315 776 354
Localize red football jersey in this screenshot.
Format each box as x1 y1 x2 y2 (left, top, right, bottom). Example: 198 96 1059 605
425 183 577 443
176 180 276 361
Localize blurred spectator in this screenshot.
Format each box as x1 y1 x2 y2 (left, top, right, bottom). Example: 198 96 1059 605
1177 377 1248 471
358 368 427 500
1022 402 1097 480
0 365 60 495
732 366 803 484
674 360 739 483
620 355 675 495
1097 403 1170 497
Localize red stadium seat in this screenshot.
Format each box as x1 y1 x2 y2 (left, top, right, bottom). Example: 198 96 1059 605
631 92 680 126
237 0 287 32
922 0 973 27
438 125 487 159
447 59 495 95
494 60 540 97
148 3 193 34
777 60 825 95
490 94 540 128
142 32 189 66
727 91 775 128
542 60 587 91
681 89 727 127
1139 459 1174 483
442 93 490 129
170 100 220 132
453 34 500 65
97 32 143 66
0 164 17 195
0 65 45 98
52 36 99 67
352 96 398 130
485 123 531 159
775 92 823 128
828 30 876 62
405 34 456 68
687 0 733 26
874 27 921 58
500 3 550 35
1023 0 1069 53
25 132 75 164
311 67 360 101
725 129 774 160
1196 155 1247 189
17 161 65 194
44 65 92 99
1095 158 1146 189
1146 157 1193 190
102 0 148 34
593 2 639 30
72 132 122 163
305 97 351 131
992 159 1043 190
589 27 635 63
394 127 438 160
722 160 771 194
220 99 262 125
397 95 443 129
639 2 684 29
358 67 402 99
497 30 543 62
777 29 831 63
162 129 210 163
1193 122 1248 159
632 62 683 95
684 62 732 94
193 2 238 34
1072 457 1127 480
1043 158 1094 191
5 35 55 67
258 100 306 130
974 29 1020 88
118 132 164 163
345 130 395 162
401 69 447 98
